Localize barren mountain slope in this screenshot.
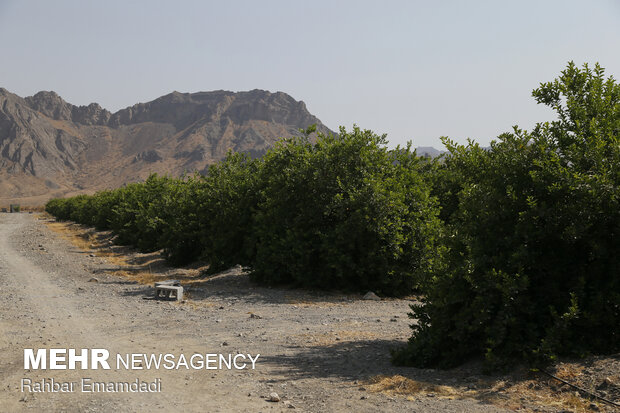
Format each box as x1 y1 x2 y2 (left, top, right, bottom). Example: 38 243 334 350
0 88 332 205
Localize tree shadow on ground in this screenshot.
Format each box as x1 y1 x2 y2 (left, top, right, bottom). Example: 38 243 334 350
92 260 408 305
55 220 390 305
184 269 377 306
257 338 538 410
259 338 408 382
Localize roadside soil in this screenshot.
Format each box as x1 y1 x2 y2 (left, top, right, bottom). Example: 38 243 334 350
0 213 617 412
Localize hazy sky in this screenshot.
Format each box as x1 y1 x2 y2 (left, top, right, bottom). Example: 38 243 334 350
1 0 619 148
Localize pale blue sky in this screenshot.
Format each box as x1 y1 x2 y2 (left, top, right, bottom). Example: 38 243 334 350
1 0 619 148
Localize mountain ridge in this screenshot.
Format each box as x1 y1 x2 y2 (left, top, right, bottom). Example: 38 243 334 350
0 87 445 206
0 87 332 205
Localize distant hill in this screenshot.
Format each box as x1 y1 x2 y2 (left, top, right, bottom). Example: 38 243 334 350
415 146 446 158
0 88 332 205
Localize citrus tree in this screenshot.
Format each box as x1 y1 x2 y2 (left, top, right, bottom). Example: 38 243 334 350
394 62 620 369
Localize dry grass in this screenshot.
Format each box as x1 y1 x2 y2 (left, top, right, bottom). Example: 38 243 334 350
555 364 586 380
485 377 602 412
45 221 105 252
365 375 460 401
111 270 164 285
364 372 607 412
110 268 205 286
42 218 206 287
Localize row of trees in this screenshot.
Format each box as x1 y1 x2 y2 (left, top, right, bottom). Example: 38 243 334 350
47 126 441 296
46 62 619 370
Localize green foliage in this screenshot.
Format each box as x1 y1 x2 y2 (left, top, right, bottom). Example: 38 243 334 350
250 126 442 295
156 175 207 266
45 175 184 252
394 62 620 369
44 127 441 297
199 152 261 271
45 62 619 370
159 153 261 268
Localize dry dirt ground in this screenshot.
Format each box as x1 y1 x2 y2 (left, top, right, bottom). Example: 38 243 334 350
0 213 617 412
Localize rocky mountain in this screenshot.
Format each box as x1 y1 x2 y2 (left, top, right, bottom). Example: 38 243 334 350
416 146 446 158
0 88 332 205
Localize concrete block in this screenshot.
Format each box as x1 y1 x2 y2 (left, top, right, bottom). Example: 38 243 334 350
155 285 183 301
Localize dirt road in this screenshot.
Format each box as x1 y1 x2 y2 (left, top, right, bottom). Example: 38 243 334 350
0 213 507 412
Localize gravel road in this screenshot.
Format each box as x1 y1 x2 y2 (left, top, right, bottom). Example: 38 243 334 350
0 213 508 412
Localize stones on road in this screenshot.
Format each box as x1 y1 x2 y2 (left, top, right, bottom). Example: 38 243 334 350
363 291 380 300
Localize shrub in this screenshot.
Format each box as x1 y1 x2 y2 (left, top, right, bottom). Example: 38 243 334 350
393 62 620 369
200 152 262 271
45 198 69 219
156 175 207 265
250 126 443 295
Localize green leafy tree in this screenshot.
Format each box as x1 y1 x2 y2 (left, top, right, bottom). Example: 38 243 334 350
160 153 262 268
394 62 620 369
250 126 442 295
